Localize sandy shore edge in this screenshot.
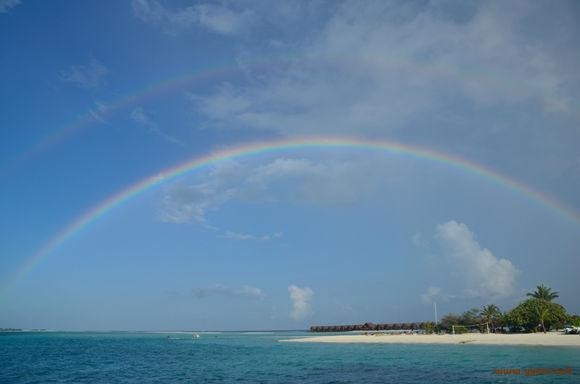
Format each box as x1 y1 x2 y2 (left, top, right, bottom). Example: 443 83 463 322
281 333 580 346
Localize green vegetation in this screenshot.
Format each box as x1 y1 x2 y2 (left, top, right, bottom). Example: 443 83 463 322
440 308 490 334
438 284 577 333
423 322 437 334
481 304 502 330
504 298 568 333
526 284 559 301
439 309 483 333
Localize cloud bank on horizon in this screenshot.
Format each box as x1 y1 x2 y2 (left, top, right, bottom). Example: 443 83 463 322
0 0 579 330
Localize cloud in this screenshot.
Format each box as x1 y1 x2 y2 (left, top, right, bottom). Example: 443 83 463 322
421 286 442 304
88 101 109 123
187 1 580 188
129 106 151 126
160 162 240 224
412 232 428 248
159 156 387 225
223 230 282 241
131 0 255 36
194 1 579 137
191 284 265 300
0 0 20 13
59 59 108 89
420 285 456 305
288 284 313 320
129 107 184 146
435 220 519 299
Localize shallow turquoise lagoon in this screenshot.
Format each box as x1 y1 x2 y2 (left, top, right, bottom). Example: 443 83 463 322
1 332 578 383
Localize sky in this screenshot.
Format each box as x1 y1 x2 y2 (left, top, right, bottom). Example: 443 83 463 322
0 0 579 331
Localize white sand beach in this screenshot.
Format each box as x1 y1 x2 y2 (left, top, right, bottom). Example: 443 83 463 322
282 333 580 346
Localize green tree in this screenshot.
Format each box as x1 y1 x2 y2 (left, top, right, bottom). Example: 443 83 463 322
481 304 502 331
423 322 436 334
439 313 462 332
526 284 559 301
461 308 482 325
504 298 568 332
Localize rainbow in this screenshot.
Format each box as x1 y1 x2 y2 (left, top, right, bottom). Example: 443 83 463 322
6 54 455 171
9 64 241 169
2 136 579 295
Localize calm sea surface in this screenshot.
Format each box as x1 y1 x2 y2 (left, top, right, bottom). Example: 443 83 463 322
0 331 578 383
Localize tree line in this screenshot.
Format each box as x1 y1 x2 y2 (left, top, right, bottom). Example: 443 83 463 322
438 284 578 333
310 284 579 334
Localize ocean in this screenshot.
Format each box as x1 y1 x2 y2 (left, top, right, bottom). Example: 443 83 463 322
1 331 578 383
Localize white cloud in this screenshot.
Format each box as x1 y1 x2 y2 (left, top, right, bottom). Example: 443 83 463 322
435 220 519 299
130 107 184 146
131 0 255 36
192 1 579 137
223 230 282 241
160 162 240 224
420 285 456 305
0 0 20 13
59 59 108 89
194 3 254 35
159 155 388 225
191 284 265 300
288 284 313 320
420 286 442 304
129 106 151 126
412 232 427 248
88 101 109 123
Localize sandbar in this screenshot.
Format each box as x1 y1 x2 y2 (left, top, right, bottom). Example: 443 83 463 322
281 333 580 346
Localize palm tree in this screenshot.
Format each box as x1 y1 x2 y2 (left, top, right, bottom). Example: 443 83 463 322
526 284 559 301
481 304 502 332
535 304 549 333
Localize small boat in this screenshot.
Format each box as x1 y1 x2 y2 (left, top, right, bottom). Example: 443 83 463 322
192 333 200 339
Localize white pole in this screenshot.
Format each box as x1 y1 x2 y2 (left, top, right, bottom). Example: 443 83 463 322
434 302 438 324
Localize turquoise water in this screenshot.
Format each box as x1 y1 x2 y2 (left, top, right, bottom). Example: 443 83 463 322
1 332 579 383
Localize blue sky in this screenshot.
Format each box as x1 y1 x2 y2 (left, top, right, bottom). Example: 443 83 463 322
1 0 579 331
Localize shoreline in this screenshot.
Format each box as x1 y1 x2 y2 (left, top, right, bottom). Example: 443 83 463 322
281 333 580 347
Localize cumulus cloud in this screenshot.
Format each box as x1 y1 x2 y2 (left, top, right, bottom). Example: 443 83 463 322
132 0 255 36
288 284 313 320
130 107 184 146
0 0 20 13
191 284 265 300
435 220 519 299
59 59 108 89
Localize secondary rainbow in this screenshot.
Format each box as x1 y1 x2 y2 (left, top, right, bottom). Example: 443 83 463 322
11 64 240 168
10 53 294 168
8 54 451 171
2 136 579 295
